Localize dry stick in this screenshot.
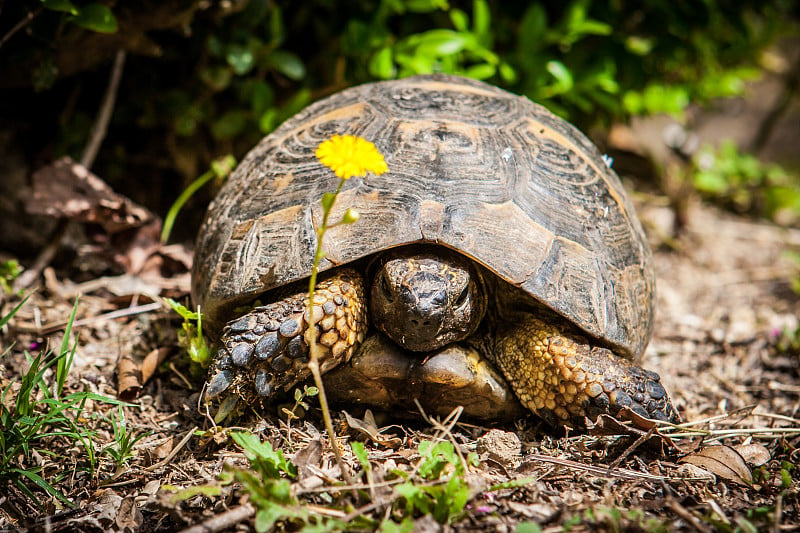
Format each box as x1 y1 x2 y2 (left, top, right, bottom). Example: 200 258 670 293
751 53 800 155
178 503 255 533
82 50 127 168
143 425 198 473
0 6 42 50
14 50 127 292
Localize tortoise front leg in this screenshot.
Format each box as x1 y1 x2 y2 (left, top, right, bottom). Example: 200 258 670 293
205 268 367 407
485 316 679 427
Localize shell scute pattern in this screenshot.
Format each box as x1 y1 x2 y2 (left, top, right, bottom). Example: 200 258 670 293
192 74 653 357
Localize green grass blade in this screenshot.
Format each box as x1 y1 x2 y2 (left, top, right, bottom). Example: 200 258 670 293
56 298 80 398
13 468 74 508
0 292 30 329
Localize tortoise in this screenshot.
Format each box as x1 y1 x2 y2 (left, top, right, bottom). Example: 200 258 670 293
192 74 678 426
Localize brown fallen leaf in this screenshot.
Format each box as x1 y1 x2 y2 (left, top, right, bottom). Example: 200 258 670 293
293 439 323 479
343 410 402 449
27 157 154 233
142 347 172 385
587 412 674 453
734 443 771 467
117 353 143 402
679 445 753 486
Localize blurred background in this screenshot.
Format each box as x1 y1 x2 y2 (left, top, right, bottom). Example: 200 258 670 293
0 0 798 275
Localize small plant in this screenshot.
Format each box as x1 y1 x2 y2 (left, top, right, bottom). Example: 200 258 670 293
161 155 236 244
280 384 319 423
101 406 148 469
165 298 210 367
692 140 800 224
385 440 479 527
0 299 127 508
222 431 349 532
0 260 23 295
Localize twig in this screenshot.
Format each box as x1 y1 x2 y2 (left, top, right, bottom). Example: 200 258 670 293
13 301 163 335
522 453 693 482
81 50 126 168
178 503 255 533
665 492 713 533
143 426 198 472
751 52 800 154
0 6 42 50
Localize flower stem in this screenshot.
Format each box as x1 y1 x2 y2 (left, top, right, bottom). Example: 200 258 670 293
305 178 355 486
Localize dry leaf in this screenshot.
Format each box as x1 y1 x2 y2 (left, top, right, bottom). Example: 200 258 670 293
343 410 402 449
27 157 154 233
117 353 143 401
293 439 323 479
587 413 674 452
735 443 771 467
142 347 171 384
679 445 752 486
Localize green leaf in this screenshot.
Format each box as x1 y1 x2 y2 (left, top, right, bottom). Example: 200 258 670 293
227 45 256 75
472 0 491 45
321 192 336 212
211 110 248 140
71 4 117 33
414 29 469 56
498 62 517 83
199 66 233 92
351 441 370 472
404 0 449 12
449 9 469 32
164 298 200 320
41 0 78 14
516 522 543 533
369 47 395 79
269 51 306 81
462 63 495 80
545 60 574 94
519 4 547 52
250 81 274 117
259 109 278 134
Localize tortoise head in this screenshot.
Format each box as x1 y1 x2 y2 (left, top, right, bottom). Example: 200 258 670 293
369 248 487 352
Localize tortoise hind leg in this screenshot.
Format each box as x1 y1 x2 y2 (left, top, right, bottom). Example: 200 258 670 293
486 316 678 427
205 268 367 408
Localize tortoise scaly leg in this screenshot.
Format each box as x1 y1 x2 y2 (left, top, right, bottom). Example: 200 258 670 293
205 268 367 408
488 316 678 427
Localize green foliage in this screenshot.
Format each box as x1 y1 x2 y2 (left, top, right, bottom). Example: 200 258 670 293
101 406 148 469
280 384 319 422
165 298 210 367
224 432 353 533
40 1 118 33
692 140 800 224
5 0 795 196
385 440 478 526
0 299 127 508
0 260 22 295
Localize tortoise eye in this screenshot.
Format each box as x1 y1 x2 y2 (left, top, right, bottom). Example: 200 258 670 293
455 283 470 308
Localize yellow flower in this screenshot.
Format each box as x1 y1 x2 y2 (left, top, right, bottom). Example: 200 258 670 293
315 134 388 179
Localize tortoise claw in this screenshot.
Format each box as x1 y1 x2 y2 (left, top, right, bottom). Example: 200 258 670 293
206 369 234 399
204 269 367 405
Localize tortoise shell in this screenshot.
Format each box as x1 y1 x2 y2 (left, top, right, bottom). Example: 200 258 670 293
192 74 655 357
